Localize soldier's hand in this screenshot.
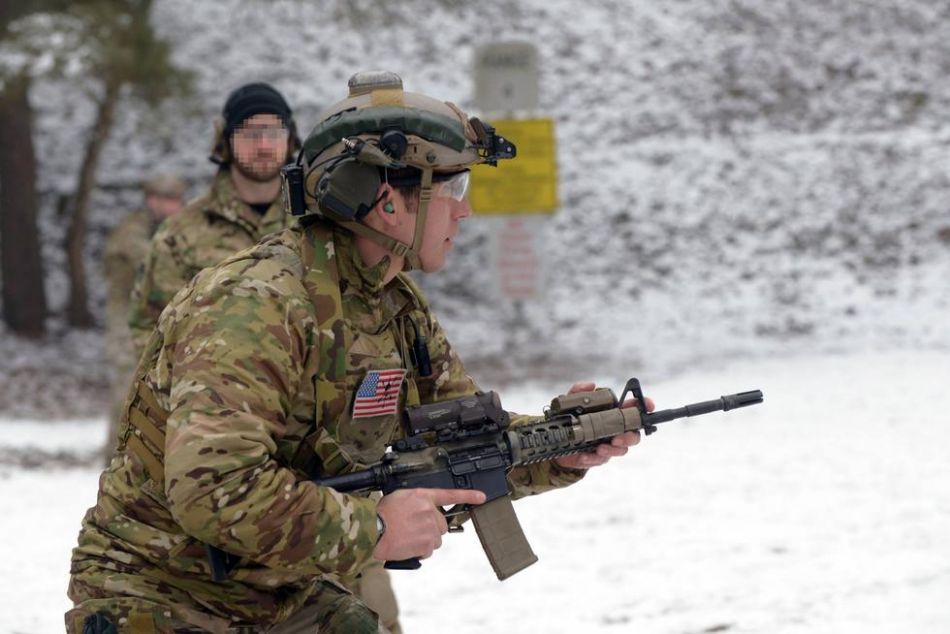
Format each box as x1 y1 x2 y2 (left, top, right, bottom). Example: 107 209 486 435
554 381 651 470
373 488 486 562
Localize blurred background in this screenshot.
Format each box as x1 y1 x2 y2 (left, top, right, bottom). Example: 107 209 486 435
2 0 949 418
1 1 949 631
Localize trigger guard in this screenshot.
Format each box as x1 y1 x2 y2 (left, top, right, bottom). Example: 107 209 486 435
443 503 468 533
443 503 470 518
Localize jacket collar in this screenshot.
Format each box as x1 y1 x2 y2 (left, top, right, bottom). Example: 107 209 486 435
204 170 286 236
333 225 415 328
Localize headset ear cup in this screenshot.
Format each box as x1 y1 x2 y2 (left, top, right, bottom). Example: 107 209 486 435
209 117 231 165
314 158 381 222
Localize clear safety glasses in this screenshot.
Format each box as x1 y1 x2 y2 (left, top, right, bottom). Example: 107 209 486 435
233 126 290 143
432 170 470 201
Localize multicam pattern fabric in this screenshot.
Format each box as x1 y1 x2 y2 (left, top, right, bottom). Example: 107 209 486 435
68 218 584 631
104 209 156 377
128 171 289 353
103 209 158 455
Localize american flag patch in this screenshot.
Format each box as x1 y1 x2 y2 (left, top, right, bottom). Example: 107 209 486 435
352 369 407 419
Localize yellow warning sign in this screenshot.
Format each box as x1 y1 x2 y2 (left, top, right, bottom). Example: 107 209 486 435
470 118 558 215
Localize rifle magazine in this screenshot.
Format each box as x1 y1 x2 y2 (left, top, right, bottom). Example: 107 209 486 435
470 496 538 580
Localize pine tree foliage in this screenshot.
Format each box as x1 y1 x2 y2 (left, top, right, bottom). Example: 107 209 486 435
58 0 193 327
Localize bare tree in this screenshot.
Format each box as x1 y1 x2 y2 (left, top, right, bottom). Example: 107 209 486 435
0 0 74 337
0 71 47 338
63 0 192 327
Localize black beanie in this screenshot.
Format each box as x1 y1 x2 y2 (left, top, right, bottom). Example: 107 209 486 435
222 82 292 138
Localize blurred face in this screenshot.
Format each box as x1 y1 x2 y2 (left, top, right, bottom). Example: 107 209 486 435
145 193 184 220
230 113 289 182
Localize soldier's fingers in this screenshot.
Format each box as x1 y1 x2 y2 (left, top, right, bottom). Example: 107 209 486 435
567 381 596 394
419 529 443 559
424 488 487 508
434 509 449 535
582 453 609 467
596 443 628 458
611 431 640 447
621 396 656 412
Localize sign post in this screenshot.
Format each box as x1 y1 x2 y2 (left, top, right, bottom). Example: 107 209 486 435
472 42 558 303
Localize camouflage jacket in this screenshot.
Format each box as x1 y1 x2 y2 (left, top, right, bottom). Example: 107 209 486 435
69 218 584 631
128 170 288 352
103 208 156 370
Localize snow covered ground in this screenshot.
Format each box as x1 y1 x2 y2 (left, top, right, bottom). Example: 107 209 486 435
1 349 947 633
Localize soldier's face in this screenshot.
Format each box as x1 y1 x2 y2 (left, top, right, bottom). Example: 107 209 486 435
230 114 289 182
146 194 184 220
415 185 473 273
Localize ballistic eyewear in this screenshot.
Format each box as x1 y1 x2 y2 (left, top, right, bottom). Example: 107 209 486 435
234 125 290 143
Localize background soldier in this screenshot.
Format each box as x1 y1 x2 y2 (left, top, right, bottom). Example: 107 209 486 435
127 82 300 352
102 174 185 458
67 72 640 633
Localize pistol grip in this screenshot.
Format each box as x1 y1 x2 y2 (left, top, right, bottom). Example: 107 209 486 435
384 557 422 570
471 495 538 580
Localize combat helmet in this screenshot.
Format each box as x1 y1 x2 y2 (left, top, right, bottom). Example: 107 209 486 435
142 173 186 198
283 70 516 270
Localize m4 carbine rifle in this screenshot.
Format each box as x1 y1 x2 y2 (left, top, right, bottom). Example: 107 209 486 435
315 377 763 580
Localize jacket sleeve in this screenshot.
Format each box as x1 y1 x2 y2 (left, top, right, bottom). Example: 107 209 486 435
128 224 191 355
103 232 139 329
415 310 586 498
161 258 380 578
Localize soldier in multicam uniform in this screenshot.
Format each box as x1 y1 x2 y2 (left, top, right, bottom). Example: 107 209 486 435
127 80 407 633
67 72 640 633
125 81 404 632
128 82 300 353
102 174 186 458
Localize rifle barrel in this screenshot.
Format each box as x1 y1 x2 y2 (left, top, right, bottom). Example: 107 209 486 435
645 390 763 425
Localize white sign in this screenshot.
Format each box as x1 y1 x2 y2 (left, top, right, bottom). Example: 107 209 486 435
474 42 539 114
473 42 551 301
485 216 548 301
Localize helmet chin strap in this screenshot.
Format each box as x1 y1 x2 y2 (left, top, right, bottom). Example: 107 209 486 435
403 168 433 271
340 167 433 272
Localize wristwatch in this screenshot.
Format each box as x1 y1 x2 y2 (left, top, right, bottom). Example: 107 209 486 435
375 513 386 543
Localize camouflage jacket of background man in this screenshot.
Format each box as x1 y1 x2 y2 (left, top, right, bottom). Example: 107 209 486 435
103 208 157 374
128 170 288 352
67 218 586 632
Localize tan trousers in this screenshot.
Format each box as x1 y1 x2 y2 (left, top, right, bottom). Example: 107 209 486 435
351 560 401 634
268 561 400 633
267 580 389 634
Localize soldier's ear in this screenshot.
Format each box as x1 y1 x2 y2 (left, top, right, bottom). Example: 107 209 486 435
370 184 401 228
286 118 302 162
209 117 231 165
